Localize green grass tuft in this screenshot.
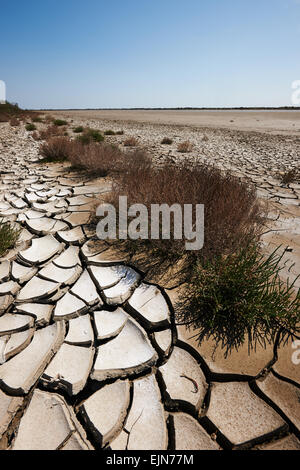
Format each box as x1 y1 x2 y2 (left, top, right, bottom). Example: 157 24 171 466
0 220 21 257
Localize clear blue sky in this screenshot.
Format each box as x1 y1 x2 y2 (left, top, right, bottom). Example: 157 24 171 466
1 0 300 109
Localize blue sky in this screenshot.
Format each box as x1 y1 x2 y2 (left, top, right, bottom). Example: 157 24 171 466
1 0 300 108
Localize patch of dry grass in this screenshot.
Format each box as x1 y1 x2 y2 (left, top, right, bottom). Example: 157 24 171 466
177 140 193 153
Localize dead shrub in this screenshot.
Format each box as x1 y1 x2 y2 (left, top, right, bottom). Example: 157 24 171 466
39 125 66 140
108 162 263 281
31 131 40 141
124 137 138 147
39 137 72 162
9 117 20 127
280 168 300 185
177 141 193 153
161 137 173 145
68 141 124 176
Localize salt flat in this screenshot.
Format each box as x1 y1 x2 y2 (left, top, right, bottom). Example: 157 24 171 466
49 109 300 135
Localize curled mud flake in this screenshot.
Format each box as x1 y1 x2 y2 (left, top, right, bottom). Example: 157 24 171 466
180 374 198 393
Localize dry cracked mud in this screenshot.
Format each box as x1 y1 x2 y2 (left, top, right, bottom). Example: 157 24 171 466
0 120 299 450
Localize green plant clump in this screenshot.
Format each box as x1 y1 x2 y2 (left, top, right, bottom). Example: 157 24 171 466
176 244 300 356
25 123 36 131
0 220 21 256
53 119 68 126
73 126 84 133
77 128 104 144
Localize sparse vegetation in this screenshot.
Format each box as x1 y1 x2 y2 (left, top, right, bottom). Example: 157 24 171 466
76 128 104 144
176 244 300 355
124 136 138 147
39 136 123 176
104 129 116 135
0 220 21 257
25 123 36 131
177 140 193 153
39 125 66 140
32 116 43 123
39 136 72 162
280 168 300 185
115 130 124 135
73 126 84 133
53 119 68 126
9 117 20 127
0 102 39 122
161 137 173 145
108 161 262 276
68 141 123 176
31 131 40 141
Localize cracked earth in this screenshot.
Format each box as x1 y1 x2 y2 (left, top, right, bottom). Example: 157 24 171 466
0 120 299 450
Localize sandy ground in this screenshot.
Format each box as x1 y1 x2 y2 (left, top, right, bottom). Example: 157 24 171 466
48 109 300 135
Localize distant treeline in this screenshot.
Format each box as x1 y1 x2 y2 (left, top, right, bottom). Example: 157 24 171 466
39 106 300 111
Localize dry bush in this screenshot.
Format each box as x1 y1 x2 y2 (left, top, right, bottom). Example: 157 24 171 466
31 131 40 141
124 136 138 147
9 117 20 127
0 102 39 123
44 115 55 123
280 168 300 185
68 141 124 176
108 161 263 280
202 135 209 142
177 141 193 153
161 137 173 145
39 125 66 140
39 137 72 162
76 128 104 144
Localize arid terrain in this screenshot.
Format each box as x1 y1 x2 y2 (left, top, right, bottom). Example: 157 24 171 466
0 110 299 450
51 109 300 135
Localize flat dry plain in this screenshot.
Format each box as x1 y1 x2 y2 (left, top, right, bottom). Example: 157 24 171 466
50 109 300 135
